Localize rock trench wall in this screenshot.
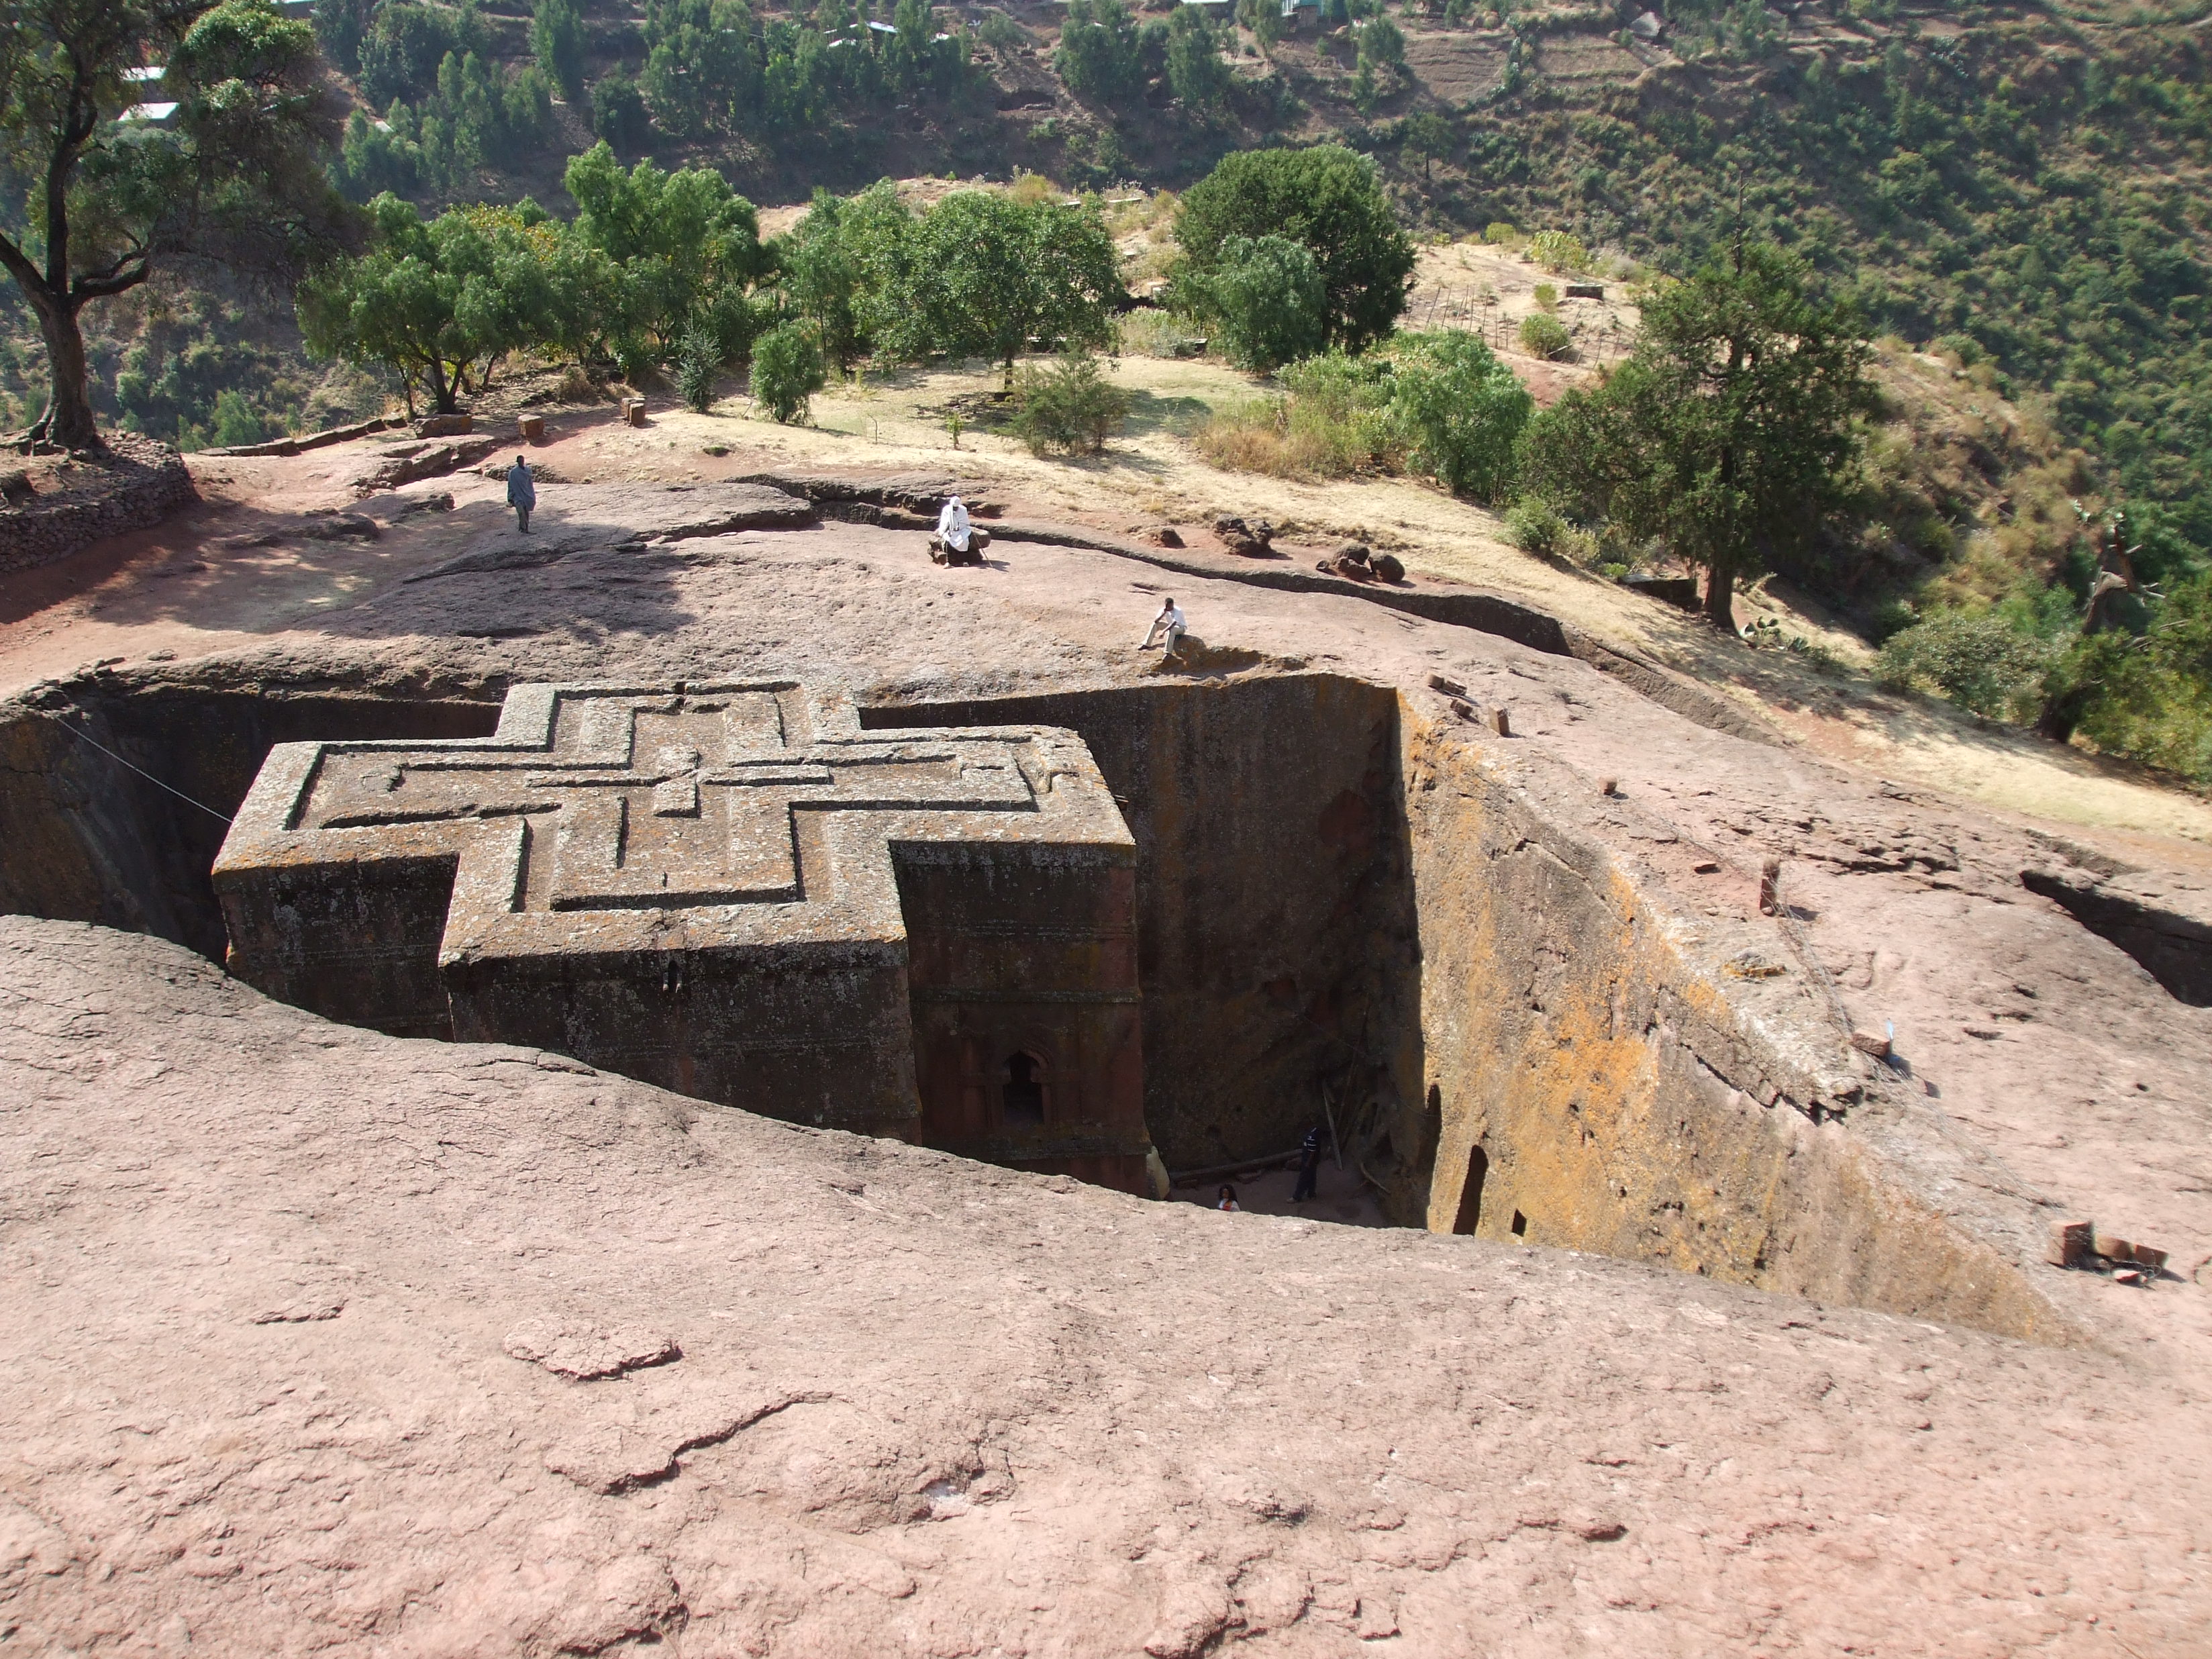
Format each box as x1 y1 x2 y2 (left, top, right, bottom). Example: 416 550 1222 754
0 668 2064 1338
0 679 499 956
866 676 1425 1179
1403 714 2067 1342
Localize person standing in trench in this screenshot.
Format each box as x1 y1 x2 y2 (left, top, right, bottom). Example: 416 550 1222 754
1291 1123 1325 1203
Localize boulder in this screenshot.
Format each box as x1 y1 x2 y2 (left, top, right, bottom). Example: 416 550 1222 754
1211 514 1273 557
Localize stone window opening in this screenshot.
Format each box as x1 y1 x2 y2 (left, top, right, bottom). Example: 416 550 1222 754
1003 1050 1048 1127
1454 1142 1488 1236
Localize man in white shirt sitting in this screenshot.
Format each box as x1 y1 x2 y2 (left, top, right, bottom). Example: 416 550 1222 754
1140 596 1186 657
934 494 983 565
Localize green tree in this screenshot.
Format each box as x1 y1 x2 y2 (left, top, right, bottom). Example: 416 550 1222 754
1401 110 1453 180
750 320 824 422
1519 243 1878 632
531 0 586 104
1164 6 1228 113
1236 0 1285 52
300 194 609 413
1174 146 1415 352
1357 14 1403 70
872 189 1121 388
0 0 343 450
358 0 475 107
779 186 874 371
1201 234 1326 371
207 385 264 446
1056 0 1143 103
333 108 421 201
641 0 760 136
311 0 371 74
887 0 966 98
591 72 652 152
563 142 769 366
2066 573 2212 778
1386 330 1531 501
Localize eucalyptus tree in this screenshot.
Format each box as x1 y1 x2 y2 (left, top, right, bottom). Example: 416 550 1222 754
0 0 342 449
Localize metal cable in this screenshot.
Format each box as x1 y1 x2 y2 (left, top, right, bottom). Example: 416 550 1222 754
34 706 234 825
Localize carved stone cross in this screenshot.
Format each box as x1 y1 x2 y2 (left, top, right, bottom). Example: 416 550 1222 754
215 680 1154 1193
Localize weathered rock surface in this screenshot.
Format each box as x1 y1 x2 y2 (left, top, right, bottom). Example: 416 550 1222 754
3 915 2208 1656
3 449 2212 1652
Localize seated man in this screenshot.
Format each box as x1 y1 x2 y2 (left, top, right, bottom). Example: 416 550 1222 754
933 493 987 566
1139 596 1186 656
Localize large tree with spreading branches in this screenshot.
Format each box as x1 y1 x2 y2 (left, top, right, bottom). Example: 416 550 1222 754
0 0 343 450
1521 242 1878 633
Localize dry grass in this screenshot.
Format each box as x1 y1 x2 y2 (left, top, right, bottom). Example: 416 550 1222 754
1191 390 1395 482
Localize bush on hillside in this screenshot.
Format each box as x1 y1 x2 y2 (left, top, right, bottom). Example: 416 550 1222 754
1876 609 2056 723
1517 313 1571 360
1193 351 1395 479
1504 498 1569 558
1013 352 1131 455
1528 230 1591 274
1385 331 1532 501
750 323 825 423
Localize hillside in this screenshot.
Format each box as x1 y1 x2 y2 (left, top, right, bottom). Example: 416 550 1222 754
3 0 2209 783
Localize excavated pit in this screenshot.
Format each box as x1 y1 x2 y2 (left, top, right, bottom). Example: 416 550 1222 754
0 666 2065 1340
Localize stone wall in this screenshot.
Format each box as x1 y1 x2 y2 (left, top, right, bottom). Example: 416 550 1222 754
0 436 197 576
867 676 1425 1177
1402 710 2072 1342
0 678 503 954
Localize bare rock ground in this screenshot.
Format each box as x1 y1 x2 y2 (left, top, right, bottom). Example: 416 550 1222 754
3 440 2212 1651
3 917 2209 1657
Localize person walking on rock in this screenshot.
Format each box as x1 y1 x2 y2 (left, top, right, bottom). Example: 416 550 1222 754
1140 596 1186 656
507 455 536 534
1292 1123 1325 1203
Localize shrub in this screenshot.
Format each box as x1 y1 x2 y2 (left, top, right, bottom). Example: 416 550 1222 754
1504 497 1568 557
1483 221 1521 245
1528 229 1590 273
1193 352 1395 478
1875 609 2056 722
1385 331 1532 501
209 389 266 449
977 9 1030 51
675 324 721 413
1517 313 1572 359
749 323 825 423
1013 351 1132 455
1531 282 1558 311
1204 234 1327 370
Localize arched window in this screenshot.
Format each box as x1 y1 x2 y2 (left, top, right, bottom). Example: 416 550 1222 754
1002 1051 1046 1126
